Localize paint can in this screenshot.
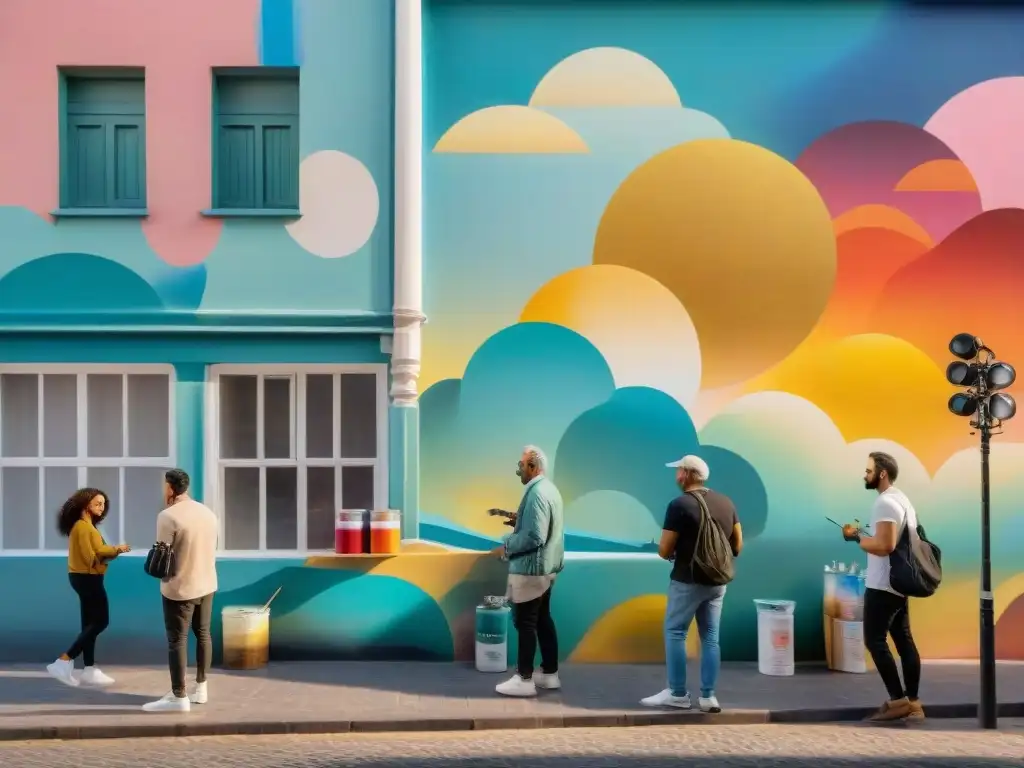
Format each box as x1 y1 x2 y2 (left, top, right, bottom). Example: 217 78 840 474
475 599 511 673
335 509 366 554
369 509 401 554
221 606 270 670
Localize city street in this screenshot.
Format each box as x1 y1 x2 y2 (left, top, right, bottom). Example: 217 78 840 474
1 722 1023 768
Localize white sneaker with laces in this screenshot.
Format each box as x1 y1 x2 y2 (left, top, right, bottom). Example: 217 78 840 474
189 681 208 705
495 674 537 697
640 688 692 709
79 667 115 687
699 695 722 713
534 671 561 690
142 692 191 713
46 658 79 688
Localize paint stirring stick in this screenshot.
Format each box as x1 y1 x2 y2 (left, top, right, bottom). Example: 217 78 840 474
259 587 282 614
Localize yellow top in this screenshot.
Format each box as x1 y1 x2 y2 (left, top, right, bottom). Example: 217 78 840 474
68 519 119 575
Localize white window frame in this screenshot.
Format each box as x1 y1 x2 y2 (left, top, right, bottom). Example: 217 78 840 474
205 364 389 558
0 364 176 555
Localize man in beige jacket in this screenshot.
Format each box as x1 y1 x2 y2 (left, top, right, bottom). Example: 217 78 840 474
142 469 219 713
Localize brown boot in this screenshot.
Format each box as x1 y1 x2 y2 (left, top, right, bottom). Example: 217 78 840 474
906 699 926 723
865 697 912 723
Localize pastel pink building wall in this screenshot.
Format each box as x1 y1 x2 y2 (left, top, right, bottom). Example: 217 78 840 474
0 0 260 266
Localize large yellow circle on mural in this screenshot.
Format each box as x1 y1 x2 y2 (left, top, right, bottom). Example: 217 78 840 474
593 139 836 389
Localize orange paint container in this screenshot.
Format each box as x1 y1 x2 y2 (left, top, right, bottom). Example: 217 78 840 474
369 509 401 554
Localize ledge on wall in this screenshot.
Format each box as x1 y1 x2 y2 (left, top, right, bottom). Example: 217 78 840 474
0 309 395 336
200 208 301 219
50 208 149 218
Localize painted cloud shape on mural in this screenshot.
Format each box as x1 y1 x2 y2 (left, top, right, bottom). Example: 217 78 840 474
434 106 591 154
433 46 727 157
419 320 768 546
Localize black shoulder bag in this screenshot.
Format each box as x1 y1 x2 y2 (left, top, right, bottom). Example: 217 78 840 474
888 506 942 598
144 539 176 580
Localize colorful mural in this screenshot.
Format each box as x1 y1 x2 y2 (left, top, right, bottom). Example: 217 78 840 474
418 1 1024 661
4 0 1024 668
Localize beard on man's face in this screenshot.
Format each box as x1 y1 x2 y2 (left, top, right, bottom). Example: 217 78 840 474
865 476 880 490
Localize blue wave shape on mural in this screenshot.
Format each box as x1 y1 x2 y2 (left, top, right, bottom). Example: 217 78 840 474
0 252 163 314
215 566 454 662
149 263 208 310
420 322 616 528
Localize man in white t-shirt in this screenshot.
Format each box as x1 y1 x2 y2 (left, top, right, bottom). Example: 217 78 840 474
843 452 924 724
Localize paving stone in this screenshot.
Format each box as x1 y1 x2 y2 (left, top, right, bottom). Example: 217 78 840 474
0 722 1023 767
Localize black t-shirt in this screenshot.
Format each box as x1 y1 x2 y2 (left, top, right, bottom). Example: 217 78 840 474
663 489 739 585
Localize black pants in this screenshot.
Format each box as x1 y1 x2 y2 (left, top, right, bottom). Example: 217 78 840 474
162 593 214 698
511 585 558 680
863 587 922 701
66 573 110 667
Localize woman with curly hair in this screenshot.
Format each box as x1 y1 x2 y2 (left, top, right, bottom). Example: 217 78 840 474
46 488 130 688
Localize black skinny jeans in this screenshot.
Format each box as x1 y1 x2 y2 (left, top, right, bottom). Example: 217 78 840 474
511 585 558 680
162 593 214 698
863 587 922 701
66 573 110 667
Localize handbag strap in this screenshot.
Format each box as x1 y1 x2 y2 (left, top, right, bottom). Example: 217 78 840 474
685 489 714 577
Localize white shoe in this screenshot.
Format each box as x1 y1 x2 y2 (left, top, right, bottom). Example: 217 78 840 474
495 674 537 697
142 692 191 713
640 688 692 709
79 667 115 687
189 681 208 705
46 658 79 688
534 671 561 690
699 695 721 713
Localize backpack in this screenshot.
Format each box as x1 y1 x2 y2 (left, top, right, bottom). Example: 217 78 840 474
888 511 942 598
688 490 735 586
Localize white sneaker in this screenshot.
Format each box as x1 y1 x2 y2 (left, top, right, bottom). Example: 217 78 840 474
699 695 722 713
534 671 561 690
142 692 191 713
79 667 115 687
46 658 79 688
640 688 692 709
189 681 208 705
495 674 537 697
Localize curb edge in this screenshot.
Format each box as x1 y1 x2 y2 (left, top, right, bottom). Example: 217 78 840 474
1 702 1020 741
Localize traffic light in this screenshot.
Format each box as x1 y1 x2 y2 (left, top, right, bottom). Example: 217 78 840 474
945 334 1015 425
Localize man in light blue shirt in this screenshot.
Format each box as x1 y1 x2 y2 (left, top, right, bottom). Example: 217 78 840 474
492 445 565 697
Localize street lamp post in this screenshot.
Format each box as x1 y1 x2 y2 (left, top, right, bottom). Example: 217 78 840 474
946 333 1016 730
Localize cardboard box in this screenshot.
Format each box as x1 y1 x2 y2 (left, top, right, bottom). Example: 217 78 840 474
824 615 871 673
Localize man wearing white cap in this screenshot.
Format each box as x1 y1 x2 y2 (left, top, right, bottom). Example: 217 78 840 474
641 454 742 713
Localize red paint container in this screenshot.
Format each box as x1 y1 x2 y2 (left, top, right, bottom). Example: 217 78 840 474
335 509 367 554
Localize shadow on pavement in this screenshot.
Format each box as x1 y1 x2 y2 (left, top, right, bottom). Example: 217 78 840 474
0 678 151 707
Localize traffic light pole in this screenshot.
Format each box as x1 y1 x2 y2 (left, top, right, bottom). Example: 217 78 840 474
978 407 997 730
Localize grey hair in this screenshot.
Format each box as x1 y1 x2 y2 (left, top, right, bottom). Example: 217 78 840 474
523 445 548 473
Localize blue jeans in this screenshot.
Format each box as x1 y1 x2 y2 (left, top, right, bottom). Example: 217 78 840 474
665 580 726 698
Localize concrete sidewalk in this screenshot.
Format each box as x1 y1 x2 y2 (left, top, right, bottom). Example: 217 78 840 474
0 661 1022 741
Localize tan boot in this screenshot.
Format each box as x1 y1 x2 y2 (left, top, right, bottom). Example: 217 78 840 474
865 697 912 723
906 699 926 723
